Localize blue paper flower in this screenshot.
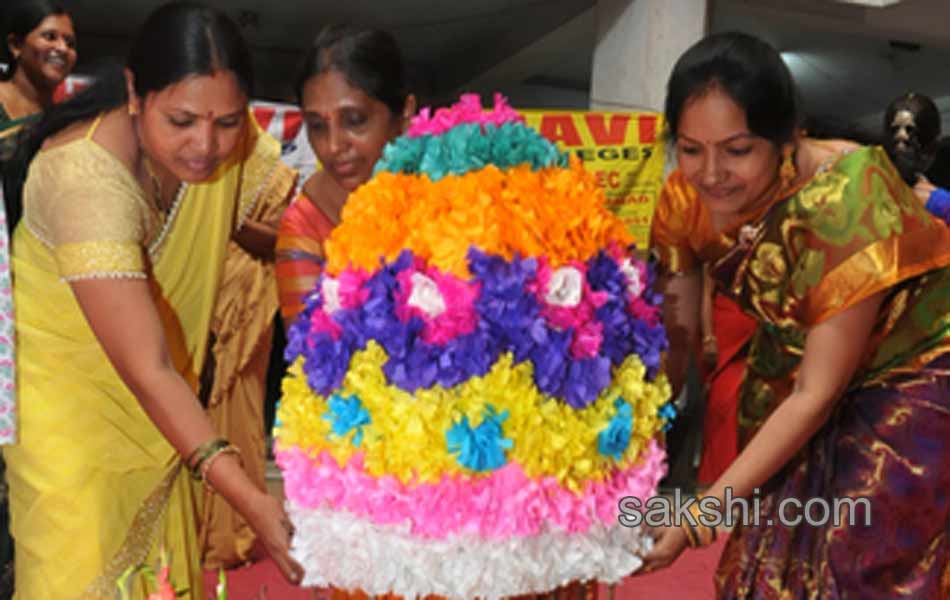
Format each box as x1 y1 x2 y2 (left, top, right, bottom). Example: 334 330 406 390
657 401 677 432
446 405 513 471
322 394 371 446
598 397 633 460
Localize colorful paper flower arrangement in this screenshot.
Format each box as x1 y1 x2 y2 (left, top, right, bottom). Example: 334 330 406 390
274 93 673 599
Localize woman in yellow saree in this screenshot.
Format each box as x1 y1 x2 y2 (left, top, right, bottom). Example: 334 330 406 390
2 3 302 598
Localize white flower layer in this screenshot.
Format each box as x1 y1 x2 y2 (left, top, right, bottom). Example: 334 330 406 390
288 502 653 600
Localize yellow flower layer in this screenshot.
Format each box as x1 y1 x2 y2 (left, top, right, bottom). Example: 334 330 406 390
275 341 671 490
323 160 633 278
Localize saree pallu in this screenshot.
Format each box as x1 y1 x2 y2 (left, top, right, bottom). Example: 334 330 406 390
198 159 295 569
697 293 754 486
709 146 950 598
716 352 950 599
4 112 283 600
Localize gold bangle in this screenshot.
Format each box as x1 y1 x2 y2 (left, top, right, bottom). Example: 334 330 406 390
188 438 229 480
679 518 699 548
688 499 718 547
200 445 244 492
185 438 217 466
702 334 717 345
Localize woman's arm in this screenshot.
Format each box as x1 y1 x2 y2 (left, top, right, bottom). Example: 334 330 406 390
639 289 885 572
703 290 883 501
658 267 703 398
914 174 938 205
234 219 279 261
69 277 304 583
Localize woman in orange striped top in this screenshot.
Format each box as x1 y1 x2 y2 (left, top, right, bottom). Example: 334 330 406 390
276 24 416 327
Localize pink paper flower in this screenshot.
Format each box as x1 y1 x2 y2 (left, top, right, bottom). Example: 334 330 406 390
308 308 342 341
276 440 667 540
394 263 480 344
146 566 175 600
605 246 662 326
334 269 372 309
531 259 608 358
307 269 371 341
407 93 525 138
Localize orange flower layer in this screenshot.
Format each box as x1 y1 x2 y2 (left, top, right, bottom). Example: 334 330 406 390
324 159 633 277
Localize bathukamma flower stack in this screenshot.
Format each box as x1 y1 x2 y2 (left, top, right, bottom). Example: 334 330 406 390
275 93 673 599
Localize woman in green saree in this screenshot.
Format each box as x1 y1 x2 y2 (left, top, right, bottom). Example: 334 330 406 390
0 0 76 162
0 2 76 597
643 32 950 598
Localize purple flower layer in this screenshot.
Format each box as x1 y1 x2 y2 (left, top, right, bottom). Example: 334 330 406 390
586 251 667 379
285 248 667 408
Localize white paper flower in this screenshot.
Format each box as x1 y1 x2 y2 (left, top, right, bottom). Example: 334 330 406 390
288 503 652 600
322 277 342 313
545 267 584 307
408 272 447 318
619 259 643 298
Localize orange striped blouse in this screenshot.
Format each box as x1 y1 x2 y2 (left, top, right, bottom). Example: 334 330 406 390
275 193 336 325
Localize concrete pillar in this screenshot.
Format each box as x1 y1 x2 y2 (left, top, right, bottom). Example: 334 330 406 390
589 0 710 492
590 0 709 112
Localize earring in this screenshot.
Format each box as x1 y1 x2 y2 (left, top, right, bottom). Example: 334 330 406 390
128 103 137 116
779 145 796 189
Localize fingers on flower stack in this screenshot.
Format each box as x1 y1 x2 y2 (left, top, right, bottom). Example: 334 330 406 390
274 93 674 599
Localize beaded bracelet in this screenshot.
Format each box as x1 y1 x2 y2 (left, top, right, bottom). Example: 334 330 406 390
188 438 229 481
199 444 244 492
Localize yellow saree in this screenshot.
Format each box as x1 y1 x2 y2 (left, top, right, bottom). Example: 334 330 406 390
198 155 295 570
3 112 285 600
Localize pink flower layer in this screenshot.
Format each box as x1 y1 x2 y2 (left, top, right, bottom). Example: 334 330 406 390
276 439 666 541
406 93 525 138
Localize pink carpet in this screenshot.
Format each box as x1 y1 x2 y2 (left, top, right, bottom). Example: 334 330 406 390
203 535 727 599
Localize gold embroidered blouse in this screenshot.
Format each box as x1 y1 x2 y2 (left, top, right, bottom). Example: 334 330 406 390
22 138 171 281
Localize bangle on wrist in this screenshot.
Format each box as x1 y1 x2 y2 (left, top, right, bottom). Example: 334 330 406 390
686 498 718 548
187 437 229 480
199 444 244 493
679 518 699 548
